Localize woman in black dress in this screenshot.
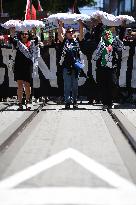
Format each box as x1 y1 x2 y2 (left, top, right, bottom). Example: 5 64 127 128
10 28 37 110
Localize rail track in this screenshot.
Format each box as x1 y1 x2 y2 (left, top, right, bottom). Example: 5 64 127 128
0 101 45 152
0 101 136 153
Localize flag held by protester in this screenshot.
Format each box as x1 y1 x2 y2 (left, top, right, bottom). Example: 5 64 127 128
38 0 43 12
25 0 36 20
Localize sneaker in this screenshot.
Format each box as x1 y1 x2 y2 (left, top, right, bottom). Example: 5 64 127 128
34 98 38 103
88 100 95 105
17 103 23 111
44 97 49 103
102 105 108 111
65 103 70 109
26 100 31 110
26 106 31 110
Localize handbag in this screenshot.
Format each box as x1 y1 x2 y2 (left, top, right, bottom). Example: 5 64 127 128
74 58 85 70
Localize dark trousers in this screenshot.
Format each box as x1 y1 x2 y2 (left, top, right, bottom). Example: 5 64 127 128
100 67 113 106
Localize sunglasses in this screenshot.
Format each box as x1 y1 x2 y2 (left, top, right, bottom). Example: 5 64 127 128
66 30 74 34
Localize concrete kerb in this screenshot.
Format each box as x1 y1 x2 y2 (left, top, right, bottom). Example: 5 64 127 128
108 108 136 152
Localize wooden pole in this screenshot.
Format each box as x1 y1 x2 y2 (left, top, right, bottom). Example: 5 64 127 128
73 0 77 13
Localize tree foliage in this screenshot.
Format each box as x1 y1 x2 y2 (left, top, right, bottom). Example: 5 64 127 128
3 0 96 19
39 0 96 13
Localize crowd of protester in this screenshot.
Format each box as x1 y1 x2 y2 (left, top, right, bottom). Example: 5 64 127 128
0 19 136 110
1 22 136 47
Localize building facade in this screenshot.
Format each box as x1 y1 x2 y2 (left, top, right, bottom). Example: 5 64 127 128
103 0 118 14
102 0 136 27
103 0 136 16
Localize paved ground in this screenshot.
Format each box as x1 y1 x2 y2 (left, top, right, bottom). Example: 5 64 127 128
0 102 136 204
119 108 136 128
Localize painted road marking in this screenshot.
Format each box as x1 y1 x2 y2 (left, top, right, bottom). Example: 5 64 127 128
0 148 135 189
0 188 136 205
0 148 136 204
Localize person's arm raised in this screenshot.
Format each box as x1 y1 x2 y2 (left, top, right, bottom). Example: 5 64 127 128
78 19 84 42
58 20 65 42
9 27 16 38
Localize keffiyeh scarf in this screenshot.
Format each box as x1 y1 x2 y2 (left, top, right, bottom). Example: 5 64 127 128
17 40 32 60
101 29 113 66
16 38 39 77
59 38 81 66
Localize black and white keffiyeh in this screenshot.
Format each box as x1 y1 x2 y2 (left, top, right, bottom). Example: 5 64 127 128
59 38 81 66
13 38 39 77
94 36 124 68
17 40 32 60
15 39 39 63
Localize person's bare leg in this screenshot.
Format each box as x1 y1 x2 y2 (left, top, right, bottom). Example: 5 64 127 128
17 80 23 103
24 81 31 109
24 81 31 102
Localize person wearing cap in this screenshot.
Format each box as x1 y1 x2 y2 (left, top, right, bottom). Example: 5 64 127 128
58 20 84 109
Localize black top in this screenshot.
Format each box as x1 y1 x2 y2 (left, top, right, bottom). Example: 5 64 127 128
10 37 33 83
61 38 81 69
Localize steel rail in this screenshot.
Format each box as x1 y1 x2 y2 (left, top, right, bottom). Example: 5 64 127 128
108 108 136 152
0 102 45 152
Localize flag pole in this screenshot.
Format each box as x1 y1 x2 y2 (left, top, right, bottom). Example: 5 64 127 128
0 0 3 14
30 0 32 19
74 0 77 13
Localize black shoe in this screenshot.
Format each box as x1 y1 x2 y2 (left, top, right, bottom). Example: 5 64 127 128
73 102 78 109
17 103 23 111
107 105 113 109
102 105 108 111
88 100 95 105
65 103 70 109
